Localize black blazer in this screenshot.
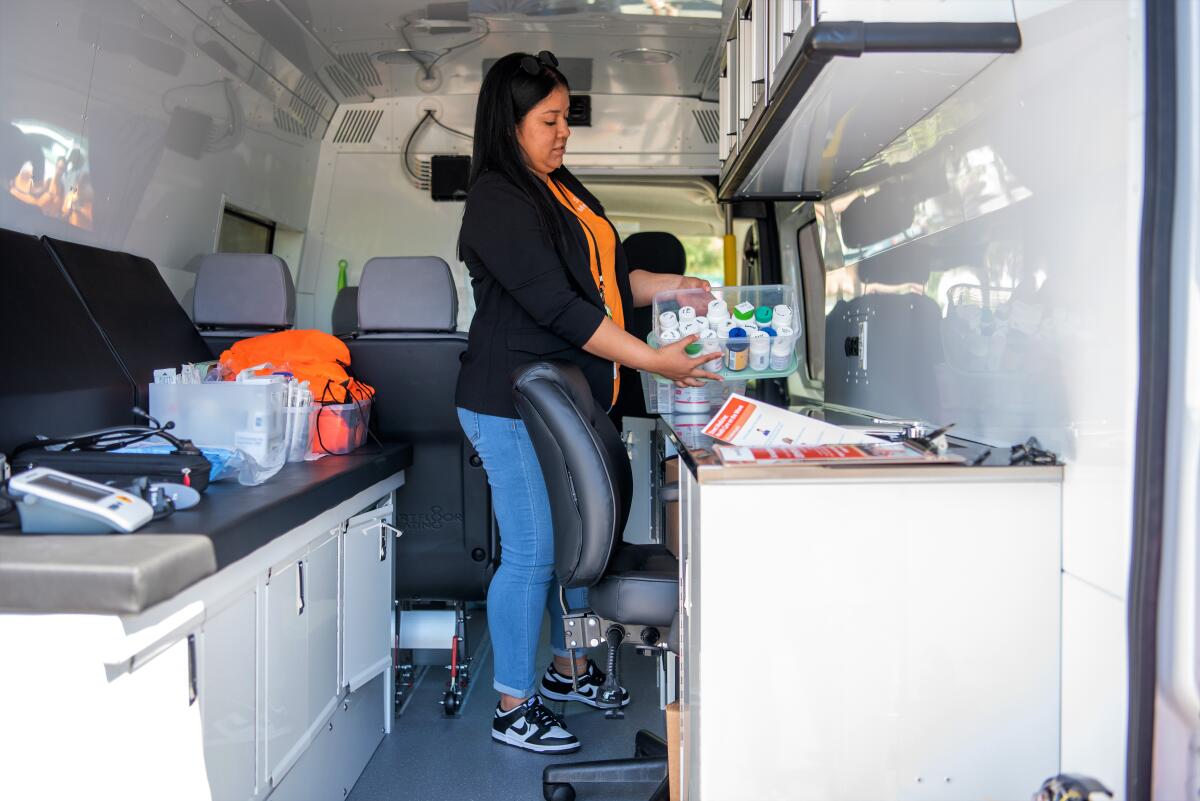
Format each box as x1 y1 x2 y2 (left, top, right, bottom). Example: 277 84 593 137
455 168 634 418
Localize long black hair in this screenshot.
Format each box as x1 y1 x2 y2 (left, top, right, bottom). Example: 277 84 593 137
469 52 571 246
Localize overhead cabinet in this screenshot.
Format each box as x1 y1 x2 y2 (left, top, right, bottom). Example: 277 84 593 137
715 0 1021 200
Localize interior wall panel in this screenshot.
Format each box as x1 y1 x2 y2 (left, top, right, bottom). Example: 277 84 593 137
0 0 323 309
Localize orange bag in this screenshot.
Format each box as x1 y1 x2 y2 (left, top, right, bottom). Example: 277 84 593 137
219 330 374 404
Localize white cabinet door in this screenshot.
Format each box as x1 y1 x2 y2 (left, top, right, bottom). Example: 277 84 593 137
265 558 308 787
306 533 340 732
199 592 257 801
342 512 393 692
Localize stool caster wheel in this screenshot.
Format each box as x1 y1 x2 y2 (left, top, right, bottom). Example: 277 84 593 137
543 782 575 801
442 690 461 716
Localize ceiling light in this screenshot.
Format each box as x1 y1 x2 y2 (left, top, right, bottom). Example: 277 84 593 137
373 48 441 64
611 48 677 65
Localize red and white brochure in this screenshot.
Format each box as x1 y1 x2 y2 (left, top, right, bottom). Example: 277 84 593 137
713 442 962 466
701 393 882 447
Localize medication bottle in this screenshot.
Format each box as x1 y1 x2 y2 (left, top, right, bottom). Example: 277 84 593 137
659 310 679 335
680 320 701 337
699 330 722 369
733 301 755 324
749 330 770 371
725 328 749 371
755 306 773 327
773 305 793 330
678 306 697 324
694 315 710 331
673 343 710 412
771 325 795 371
708 298 730 325
660 328 681 342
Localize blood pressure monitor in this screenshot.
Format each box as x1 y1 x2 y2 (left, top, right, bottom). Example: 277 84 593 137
10 467 154 534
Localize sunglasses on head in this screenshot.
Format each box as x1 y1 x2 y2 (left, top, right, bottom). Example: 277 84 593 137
520 50 560 76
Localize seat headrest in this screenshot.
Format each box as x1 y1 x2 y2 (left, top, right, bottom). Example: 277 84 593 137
331 286 359 337
192 253 296 329
358 256 457 333
622 232 686 276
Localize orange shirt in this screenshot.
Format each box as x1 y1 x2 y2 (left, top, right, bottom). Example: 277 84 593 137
545 177 625 407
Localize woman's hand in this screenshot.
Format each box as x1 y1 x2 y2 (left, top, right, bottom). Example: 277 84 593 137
629 269 713 306
675 275 711 293
650 335 723 387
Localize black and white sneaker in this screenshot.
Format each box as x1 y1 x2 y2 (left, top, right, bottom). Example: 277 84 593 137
539 659 631 709
491 696 581 754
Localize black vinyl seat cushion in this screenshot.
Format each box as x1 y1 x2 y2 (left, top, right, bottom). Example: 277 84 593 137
587 546 678 629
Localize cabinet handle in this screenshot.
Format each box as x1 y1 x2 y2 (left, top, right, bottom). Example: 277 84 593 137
297 560 306 616
187 634 198 706
380 522 402 562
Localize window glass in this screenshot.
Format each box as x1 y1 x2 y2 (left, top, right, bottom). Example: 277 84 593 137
218 207 274 254
678 235 726 287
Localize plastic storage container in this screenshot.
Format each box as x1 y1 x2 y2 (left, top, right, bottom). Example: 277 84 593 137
645 284 800 382
149 382 287 462
312 397 372 455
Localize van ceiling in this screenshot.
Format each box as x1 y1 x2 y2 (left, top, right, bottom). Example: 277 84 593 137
224 0 723 100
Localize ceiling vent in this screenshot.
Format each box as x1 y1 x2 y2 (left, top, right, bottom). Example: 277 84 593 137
324 63 361 98
337 52 382 88
274 107 311 139
692 107 719 144
332 108 384 144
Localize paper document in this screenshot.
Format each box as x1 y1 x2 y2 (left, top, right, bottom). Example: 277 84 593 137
714 442 963 466
701 394 883 447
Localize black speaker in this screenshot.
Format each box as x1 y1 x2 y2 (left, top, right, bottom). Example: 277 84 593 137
430 155 470 201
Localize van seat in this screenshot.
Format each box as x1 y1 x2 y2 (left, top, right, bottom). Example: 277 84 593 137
348 257 494 602
191 253 296 357
331 286 359 337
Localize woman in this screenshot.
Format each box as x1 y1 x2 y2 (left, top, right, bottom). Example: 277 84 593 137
456 51 720 754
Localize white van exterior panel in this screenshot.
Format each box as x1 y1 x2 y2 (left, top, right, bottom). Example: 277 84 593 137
0 0 323 305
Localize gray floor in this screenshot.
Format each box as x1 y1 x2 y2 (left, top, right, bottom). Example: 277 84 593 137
348 617 668 801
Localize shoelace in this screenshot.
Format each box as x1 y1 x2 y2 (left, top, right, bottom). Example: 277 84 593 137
526 698 568 730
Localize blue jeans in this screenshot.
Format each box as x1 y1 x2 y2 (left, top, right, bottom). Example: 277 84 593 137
457 407 589 698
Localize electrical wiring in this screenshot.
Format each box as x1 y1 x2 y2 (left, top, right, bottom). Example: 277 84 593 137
401 109 475 188
402 110 435 183
398 15 491 79
430 114 473 141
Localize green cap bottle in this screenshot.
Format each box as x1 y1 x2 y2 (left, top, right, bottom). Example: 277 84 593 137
685 343 702 355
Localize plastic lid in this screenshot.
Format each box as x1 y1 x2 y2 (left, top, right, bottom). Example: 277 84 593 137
728 327 748 338
755 306 773 323
733 307 754 321
760 327 777 337
685 343 702 355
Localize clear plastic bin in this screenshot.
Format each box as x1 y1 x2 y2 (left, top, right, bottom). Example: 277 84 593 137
646 284 801 383
149 382 286 457
312 397 372 455
639 372 748 416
